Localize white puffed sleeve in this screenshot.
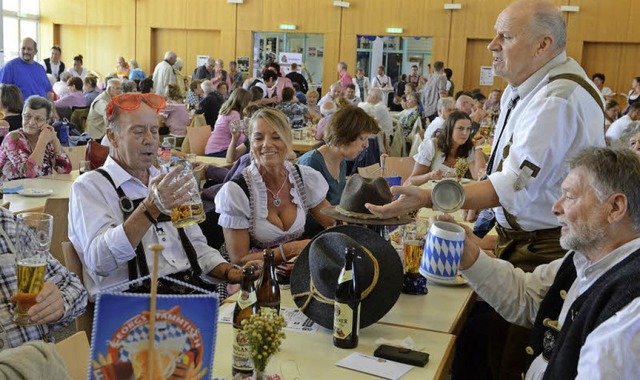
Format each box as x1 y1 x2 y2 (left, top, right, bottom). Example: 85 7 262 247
296 165 329 209
215 181 251 229
413 138 437 167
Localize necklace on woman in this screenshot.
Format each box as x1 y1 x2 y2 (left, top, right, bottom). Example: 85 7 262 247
266 174 288 207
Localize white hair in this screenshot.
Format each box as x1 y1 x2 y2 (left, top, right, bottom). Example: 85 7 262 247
174 57 184 70
201 80 215 94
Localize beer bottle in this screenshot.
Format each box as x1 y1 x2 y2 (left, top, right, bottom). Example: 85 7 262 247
333 247 361 349
256 249 281 315
232 267 258 376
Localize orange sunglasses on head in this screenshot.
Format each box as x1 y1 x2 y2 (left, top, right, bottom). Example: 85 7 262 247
106 93 167 120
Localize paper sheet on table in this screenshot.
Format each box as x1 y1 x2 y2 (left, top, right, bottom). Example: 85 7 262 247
218 304 319 333
336 352 414 379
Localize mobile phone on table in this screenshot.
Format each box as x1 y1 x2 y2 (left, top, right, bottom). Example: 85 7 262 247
373 344 430 367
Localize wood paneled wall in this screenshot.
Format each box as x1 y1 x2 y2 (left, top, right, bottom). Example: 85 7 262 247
39 0 640 95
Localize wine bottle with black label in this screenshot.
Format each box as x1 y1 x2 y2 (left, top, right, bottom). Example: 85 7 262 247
333 247 361 349
232 267 257 376
257 249 281 315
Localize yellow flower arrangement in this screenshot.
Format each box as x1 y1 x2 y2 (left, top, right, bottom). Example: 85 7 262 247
454 158 469 179
240 312 287 372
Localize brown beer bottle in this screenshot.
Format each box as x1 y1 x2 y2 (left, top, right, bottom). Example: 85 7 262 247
333 247 361 349
256 249 281 315
232 267 258 376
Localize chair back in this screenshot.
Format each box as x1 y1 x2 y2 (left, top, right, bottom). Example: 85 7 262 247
380 154 415 183
62 241 94 339
70 107 90 133
186 125 212 156
61 145 87 170
43 198 69 265
357 163 381 177
55 331 90 380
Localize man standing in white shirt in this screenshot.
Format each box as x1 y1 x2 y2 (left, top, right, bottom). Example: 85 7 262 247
370 65 393 91
606 102 640 141
367 0 605 377
152 51 177 97
458 146 640 380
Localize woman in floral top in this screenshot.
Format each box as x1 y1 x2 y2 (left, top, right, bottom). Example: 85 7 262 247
0 96 72 180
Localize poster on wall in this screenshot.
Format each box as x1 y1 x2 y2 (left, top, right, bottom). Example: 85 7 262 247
279 52 303 74
308 47 316 57
237 57 250 76
480 66 494 86
196 55 209 68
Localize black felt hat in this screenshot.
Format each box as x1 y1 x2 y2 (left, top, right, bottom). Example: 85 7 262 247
290 225 403 330
321 174 412 226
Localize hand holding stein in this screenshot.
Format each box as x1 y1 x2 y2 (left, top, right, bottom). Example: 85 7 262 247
152 160 206 228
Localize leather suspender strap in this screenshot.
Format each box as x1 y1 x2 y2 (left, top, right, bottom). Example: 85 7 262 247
549 73 604 112
96 169 150 281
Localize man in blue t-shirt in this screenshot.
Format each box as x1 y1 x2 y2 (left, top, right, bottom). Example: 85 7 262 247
0 38 52 101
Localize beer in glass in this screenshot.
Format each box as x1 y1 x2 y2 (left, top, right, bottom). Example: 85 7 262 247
13 213 53 325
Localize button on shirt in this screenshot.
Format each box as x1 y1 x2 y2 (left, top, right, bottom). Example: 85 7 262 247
462 237 640 379
68 156 226 299
487 52 605 231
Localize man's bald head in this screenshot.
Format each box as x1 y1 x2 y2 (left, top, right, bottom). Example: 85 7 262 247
506 0 566 53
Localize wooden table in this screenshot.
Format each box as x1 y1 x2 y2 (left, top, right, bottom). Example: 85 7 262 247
292 138 323 153
196 155 234 169
213 304 456 380
378 284 474 335
5 177 74 213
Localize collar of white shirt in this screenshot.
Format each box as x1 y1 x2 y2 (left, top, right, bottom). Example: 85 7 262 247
572 236 640 291
103 155 161 190
511 51 567 103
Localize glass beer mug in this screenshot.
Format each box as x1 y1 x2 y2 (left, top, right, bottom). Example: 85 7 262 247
154 159 206 228
13 213 53 325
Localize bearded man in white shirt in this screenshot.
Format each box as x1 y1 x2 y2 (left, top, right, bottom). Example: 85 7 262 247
367 0 605 377
457 146 640 380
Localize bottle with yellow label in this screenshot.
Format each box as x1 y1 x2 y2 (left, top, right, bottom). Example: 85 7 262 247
333 247 361 349
232 266 258 376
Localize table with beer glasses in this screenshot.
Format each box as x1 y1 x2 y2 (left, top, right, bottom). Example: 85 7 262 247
291 129 323 153
213 303 456 380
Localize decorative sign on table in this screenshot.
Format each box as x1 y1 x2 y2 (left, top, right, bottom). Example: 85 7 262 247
89 278 219 380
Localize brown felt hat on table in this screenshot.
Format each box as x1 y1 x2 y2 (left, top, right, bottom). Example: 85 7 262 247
321 174 412 226
290 225 403 330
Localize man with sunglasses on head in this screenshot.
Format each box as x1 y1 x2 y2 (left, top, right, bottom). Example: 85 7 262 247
68 93 246 302
0 38 52 101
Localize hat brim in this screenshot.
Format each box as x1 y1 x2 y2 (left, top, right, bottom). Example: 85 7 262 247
290 225 403 330
321 206 413 226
